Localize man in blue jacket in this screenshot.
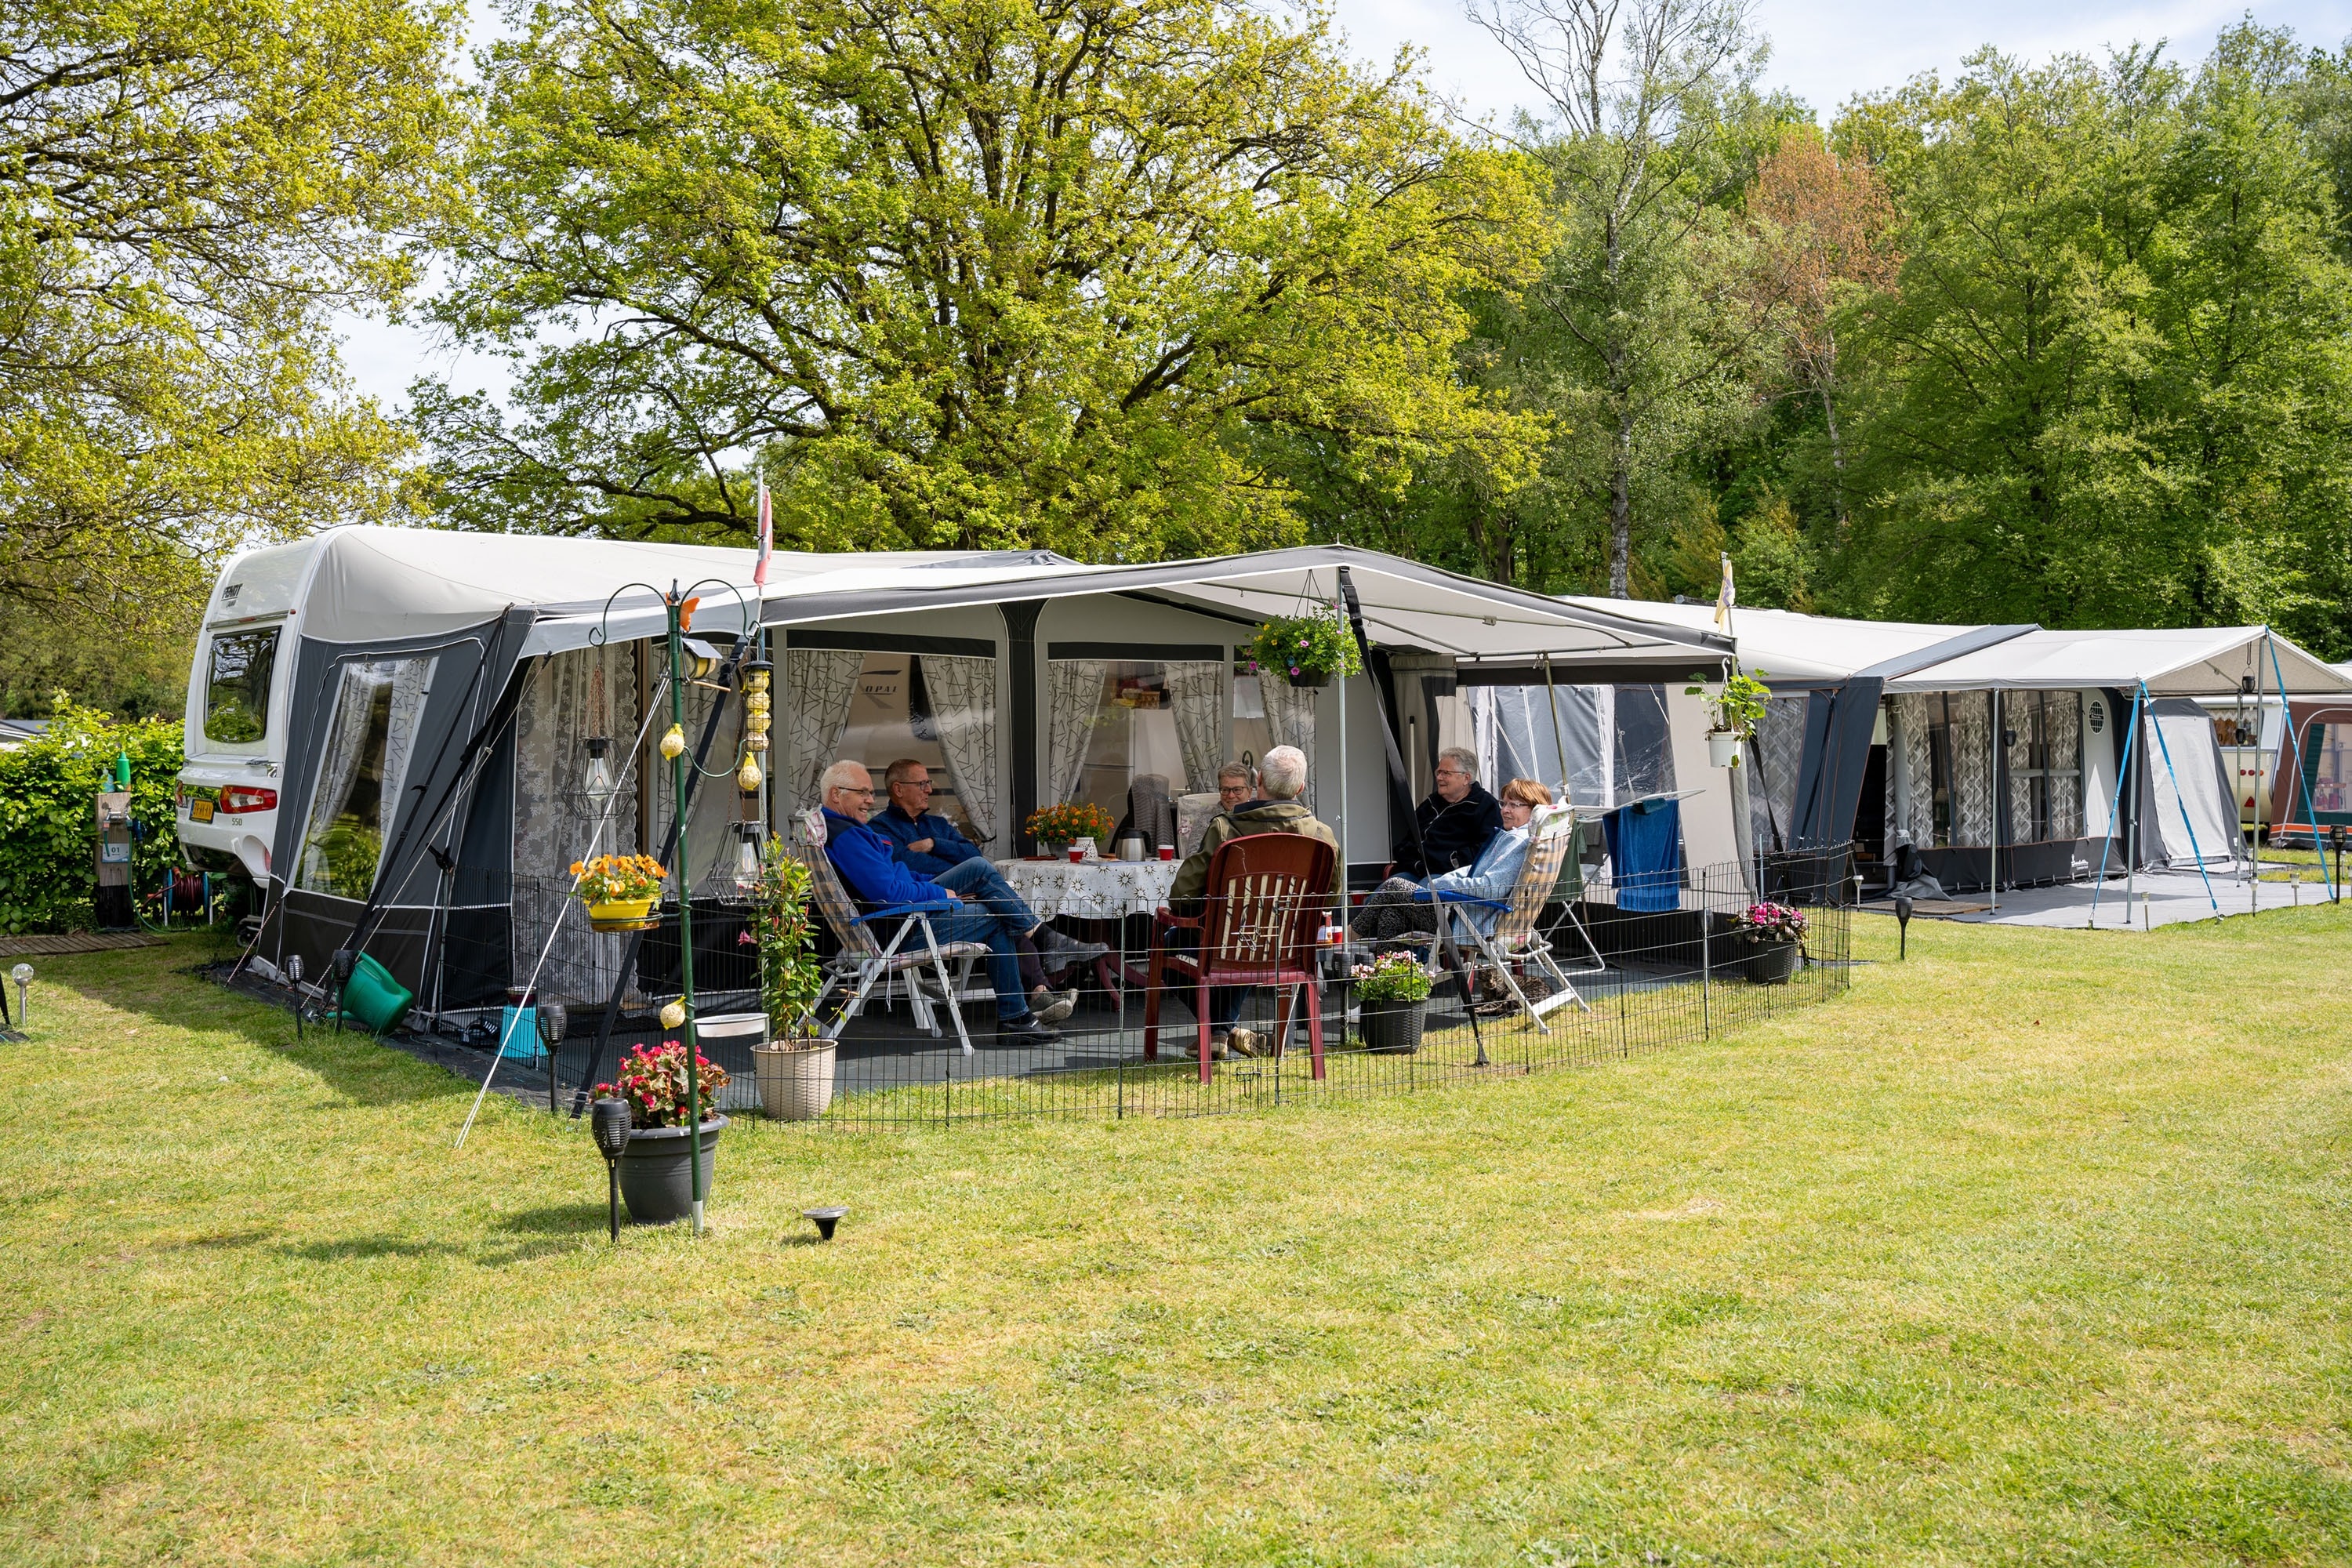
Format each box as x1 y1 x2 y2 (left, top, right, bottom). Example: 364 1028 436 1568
819 761 1102 1043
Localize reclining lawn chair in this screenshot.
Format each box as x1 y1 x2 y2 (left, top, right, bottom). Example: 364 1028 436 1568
1145 833 1336 1083
794 837 987 1058
1408 807 1593 1032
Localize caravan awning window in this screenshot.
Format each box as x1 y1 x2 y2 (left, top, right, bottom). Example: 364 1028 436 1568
2305 723 2352 819
1047 657 1229 826
295 657 437 900
787 647 1000 846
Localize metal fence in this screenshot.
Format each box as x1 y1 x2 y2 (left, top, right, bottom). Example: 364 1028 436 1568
517 844 1855 1128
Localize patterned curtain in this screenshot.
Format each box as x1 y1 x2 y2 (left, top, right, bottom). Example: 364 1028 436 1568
2005 698 2035 843
1893 694 1936 848
1257 672 1317 809
297 662 389 893
511 644 643 1001
1164 660 1225 793
1950 691 1994 846
2048 693 2084 840
1045 659 1109 804
785 648 864 811
920 655 1000 845
1746 693 1809 851
378 658 437 858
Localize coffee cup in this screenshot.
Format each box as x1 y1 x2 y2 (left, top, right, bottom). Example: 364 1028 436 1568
1157 845 1175 861
1067 844 1085 863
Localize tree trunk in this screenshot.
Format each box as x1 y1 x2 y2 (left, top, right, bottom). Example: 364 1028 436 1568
1818 374 1848 535
1608 401 1635 598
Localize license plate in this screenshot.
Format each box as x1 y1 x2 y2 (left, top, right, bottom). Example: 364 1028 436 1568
191 799 214 823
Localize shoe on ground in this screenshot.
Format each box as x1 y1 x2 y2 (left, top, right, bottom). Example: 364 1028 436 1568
998 1014 1061 1047
1032 987 1078 1025
1207 1031 1230 1060
1228 1026 1265 1058
1035 927 1110 966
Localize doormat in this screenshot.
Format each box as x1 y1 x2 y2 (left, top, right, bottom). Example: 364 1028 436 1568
0 932 169 957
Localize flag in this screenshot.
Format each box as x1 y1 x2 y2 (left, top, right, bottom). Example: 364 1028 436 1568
1714 551 1735 627
753 477 773 588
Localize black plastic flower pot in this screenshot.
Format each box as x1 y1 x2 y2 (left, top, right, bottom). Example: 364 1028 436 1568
1284 669 1333 689
615 1116 728 1225
1359 996 1427 1054
1743 938 1802 985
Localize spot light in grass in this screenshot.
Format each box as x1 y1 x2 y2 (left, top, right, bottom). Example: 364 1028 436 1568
802 1207 847 1241
1893 897 1914 960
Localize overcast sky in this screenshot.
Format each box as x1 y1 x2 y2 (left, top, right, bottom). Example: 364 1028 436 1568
339 0 2352 413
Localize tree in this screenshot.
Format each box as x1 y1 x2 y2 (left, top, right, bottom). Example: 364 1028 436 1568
1465 0 1788 596
1834 36 2352 653
0 0 459 621
419 0 1541 559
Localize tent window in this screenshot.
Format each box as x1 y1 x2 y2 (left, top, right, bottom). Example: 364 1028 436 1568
296 657 436 900
822 652 1000 847
203 629 279 744
2306 724 2352 819
1928 699 1955 848
1468 683 1675 811
1048 659 1227 826
2006 691 2082 842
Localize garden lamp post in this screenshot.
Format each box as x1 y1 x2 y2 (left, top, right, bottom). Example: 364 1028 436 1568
9 963 29 1030
2333 825 2347 903
591 1098 632 1241
664 583 707 1236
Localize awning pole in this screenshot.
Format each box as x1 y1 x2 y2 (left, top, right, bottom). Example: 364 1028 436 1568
1334 587 1348 902
2143 681 2223 918
1989 689 2000 911
2268 633 2333 899
2090 688 2143 926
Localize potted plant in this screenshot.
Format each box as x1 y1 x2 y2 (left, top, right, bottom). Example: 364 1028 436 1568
593 1040 731 1225
1686 670 1772 768
1730 900 1807 984
1025 800 1116 858
1352 951 1434 1054
572 853 666 931
747 840 836 1120
1247 612 1363 689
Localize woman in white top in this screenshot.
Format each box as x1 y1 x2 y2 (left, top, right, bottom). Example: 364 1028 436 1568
1351 778 1553 941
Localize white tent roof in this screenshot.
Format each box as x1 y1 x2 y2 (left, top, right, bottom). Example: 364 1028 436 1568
1559 597 1998 682
268 528 1730 666
1886 626 2352 696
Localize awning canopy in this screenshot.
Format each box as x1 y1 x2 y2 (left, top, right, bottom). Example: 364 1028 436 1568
1884 627 2352 697
1559 597 1998 684
282 529 1732 666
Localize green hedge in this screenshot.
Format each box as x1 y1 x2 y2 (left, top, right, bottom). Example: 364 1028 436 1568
0 701 185 934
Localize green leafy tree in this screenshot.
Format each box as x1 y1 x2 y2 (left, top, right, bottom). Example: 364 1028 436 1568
0 0 460 626
419 0 1542 560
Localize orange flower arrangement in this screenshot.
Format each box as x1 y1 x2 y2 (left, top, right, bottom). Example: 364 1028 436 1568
570 853 666 905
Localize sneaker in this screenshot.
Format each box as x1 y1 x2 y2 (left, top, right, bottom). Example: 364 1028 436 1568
1034 927 1110 966
1032 987 1078 1025
998 1014 1061 1047
1207 1031 1230 1060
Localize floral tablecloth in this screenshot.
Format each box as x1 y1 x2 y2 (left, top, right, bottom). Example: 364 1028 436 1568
993 857 1181 921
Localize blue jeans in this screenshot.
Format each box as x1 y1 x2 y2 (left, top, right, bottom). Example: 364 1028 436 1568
920 912 1029 1022
934 858 1040 928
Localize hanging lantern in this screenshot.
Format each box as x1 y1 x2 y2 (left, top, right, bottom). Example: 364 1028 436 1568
659 1000 686 1030
736 756 764 793
733 822 760 887
659 724 685 760
583 737 617 812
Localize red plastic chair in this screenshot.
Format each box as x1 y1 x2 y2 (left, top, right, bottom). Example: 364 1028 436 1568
1145 834 1337 1083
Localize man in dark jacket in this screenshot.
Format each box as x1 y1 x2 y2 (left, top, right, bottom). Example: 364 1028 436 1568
819 762 1100 1042
1394 746 1502 877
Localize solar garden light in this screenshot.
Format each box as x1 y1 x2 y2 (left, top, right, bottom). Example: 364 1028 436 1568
591 1098 633 1242
286 953 306 1041
535 1000 567 1062
9 963 31 1029
1893 897 1914 960
331 947 356 1035
802 1207 847 1242
2333 825 2347 903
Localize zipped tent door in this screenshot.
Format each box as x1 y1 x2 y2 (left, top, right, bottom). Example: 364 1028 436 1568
2140 699 2245 871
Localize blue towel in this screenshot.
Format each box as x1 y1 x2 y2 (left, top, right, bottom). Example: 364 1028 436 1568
1604 798 1682 913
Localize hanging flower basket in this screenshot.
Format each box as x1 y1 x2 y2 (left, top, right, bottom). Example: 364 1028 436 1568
573 855 666 931
1246 612 1362 689
586 898 659 933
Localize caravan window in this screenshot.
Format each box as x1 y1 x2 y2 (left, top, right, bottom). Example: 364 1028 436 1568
203 629 279 744
1047 659 1228 826
295 658 436 900
2005 691 2083 842
786 648 1000 844
2307 724 2352 818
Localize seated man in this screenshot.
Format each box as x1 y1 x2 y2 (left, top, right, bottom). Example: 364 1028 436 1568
866 757 1101 1022
1393 746 1503 877
1160 746 1340 1056
1353 777 1549 941
818 762 1101 1044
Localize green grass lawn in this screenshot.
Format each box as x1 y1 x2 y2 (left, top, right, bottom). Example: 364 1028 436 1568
5 907 2351 1566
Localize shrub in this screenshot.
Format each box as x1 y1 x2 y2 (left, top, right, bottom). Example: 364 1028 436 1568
0 697 183 934
753 840 825 1037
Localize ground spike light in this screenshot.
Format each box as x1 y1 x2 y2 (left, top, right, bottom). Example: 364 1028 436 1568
1893 897 1913 960
591 1098 632 1241
803 1207 847 1241
9 963 30 1030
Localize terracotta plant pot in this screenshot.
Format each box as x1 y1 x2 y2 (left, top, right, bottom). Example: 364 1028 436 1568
586 897 659 932
753 1038 836 1120
615 1116 727 1225
1358 996 1427 1054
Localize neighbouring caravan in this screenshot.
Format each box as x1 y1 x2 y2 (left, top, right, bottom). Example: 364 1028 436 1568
187 528 1742 1025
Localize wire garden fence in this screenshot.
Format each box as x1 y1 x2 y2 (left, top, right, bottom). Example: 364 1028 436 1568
511 844 1856 1130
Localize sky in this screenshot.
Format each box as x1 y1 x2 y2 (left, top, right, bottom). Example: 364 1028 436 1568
336 0 2352 413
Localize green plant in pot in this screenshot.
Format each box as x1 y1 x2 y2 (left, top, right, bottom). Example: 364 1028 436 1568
1247 612 1363 689
1686 670 1771 768
1730 899 1806 984
1352 951 1433 1054
593 1040 731 1224
748 838 836 1120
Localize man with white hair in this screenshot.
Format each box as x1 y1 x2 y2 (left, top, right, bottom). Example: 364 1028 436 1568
1395 745 1502 877
819 760 1102 1045
1160 744 1339 1055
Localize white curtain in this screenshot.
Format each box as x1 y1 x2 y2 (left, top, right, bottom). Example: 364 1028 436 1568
921 655 1000 845
786 648 864 811
1258 672 1317 808
298 662 387 891
511 644 643 998
1046 659 1109 804
378 657 437 858
1164 660 1225 793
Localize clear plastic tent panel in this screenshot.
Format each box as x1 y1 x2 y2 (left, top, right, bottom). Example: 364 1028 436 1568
1479 684 1674 808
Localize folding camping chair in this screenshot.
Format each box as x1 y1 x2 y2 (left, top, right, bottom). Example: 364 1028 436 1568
1145 833 1336 1083
794 842 988 1057
1414 808 1594 1033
